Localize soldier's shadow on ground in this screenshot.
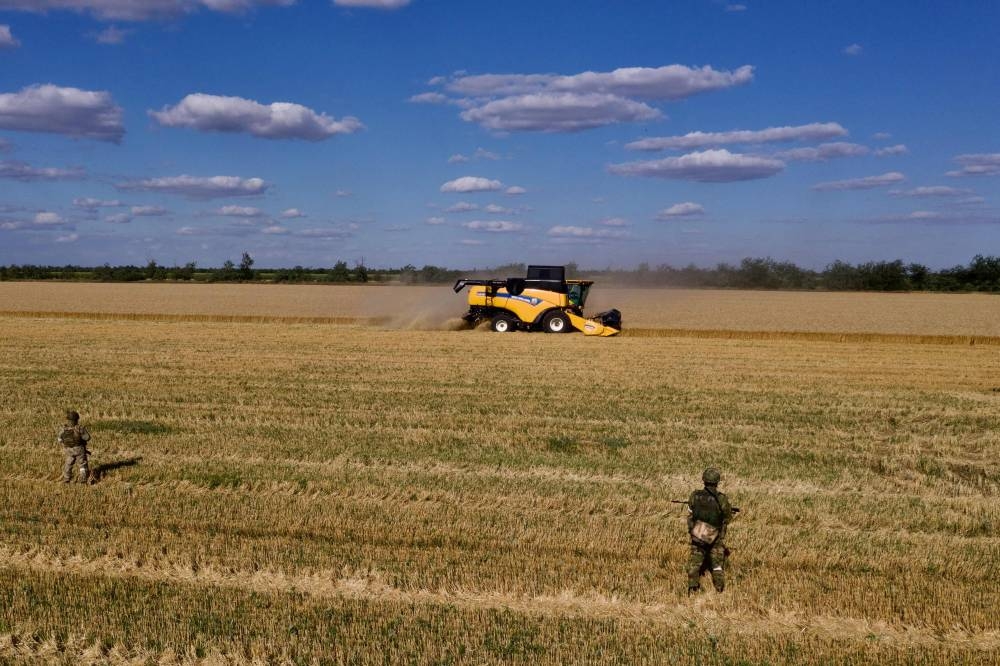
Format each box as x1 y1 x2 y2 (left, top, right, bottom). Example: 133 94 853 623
91 456 142 483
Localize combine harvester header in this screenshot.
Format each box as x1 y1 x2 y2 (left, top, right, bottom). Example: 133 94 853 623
453 265 621 336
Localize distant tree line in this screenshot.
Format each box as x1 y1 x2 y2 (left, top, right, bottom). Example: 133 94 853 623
593 256 1000 292
3 253 1000 292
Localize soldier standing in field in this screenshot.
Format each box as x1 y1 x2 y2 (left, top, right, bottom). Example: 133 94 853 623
59 410 92 484
686 467 734 594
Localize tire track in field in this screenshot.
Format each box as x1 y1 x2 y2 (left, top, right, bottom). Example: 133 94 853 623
1 545 997 652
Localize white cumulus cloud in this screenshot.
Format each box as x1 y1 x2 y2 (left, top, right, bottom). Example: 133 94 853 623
811 171 905 191
445 202 478 213
504 186 526 196
104 213 131 224
0 84 124 142
55 232 79 243
130 205 168 216
843 43 863 56
425 216 445 225
875 144 908 157
440 176 503 193
0 24 19 48
775 142 870 162
462 220 523 233
0 1 296 22
33 212 64 225
947 153 1000 177
0 160 85 181
444 64 753 100
333 0 410 8
548 225 629 241
423 64 752 133
93 25 130 44
280 208 305 218
889 186 972 198
657 202 705 218
460 92 661 132
74 197 122 209
150 93 363 141
474 147 500 160
261 225 289 234
408 92 449 104
626 122 847 151
118 174 268 199
215 205 264 217
608 149 785 182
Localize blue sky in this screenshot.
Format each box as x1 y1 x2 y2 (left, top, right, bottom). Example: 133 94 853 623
1 0 998 269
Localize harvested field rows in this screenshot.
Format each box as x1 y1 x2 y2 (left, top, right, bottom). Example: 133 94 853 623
1 296 998 663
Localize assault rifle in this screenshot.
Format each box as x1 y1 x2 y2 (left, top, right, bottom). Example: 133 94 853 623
670 500 740 514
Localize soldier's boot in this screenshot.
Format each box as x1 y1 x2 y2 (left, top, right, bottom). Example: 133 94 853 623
687 566 703 594
710 566 725 593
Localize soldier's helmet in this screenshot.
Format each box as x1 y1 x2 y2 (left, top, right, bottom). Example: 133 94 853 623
66 410 80 424
702 467 721 486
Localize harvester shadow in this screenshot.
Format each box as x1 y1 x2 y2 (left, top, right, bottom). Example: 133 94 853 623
91 456 142 483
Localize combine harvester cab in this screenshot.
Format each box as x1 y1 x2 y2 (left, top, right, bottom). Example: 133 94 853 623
453 265 621 336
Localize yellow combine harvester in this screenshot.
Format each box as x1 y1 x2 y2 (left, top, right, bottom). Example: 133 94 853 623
453 265 621 336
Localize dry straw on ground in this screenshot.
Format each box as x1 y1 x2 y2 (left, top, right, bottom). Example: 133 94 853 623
0 284 998 663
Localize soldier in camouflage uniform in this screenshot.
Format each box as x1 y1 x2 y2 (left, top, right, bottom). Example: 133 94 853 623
686 467 734 593
59 410 92 483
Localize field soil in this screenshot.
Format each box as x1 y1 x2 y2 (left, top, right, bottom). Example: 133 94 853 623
1 284 998 664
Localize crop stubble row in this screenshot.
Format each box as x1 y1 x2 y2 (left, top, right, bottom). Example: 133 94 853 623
0 311 998 664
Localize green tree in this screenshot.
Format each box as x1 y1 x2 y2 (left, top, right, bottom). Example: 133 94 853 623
219 260 236 281
239 252 255 281
329 260 350 282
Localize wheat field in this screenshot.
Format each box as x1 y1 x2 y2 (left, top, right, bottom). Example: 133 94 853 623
1 284 998 664
3 282 1000 335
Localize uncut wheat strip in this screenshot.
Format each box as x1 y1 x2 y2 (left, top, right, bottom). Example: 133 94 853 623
624 327 1000 346
6 310 1000 347
0 310 383 326
1 545 996 651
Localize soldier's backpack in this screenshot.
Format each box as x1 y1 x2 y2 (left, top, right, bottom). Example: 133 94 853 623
690 520 720 547
59 425 83 448
689 489 724 547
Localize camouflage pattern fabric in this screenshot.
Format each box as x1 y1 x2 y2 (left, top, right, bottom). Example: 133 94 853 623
62 445 89 483
58 424 91 483
687 542 726 592
686 486 733 592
